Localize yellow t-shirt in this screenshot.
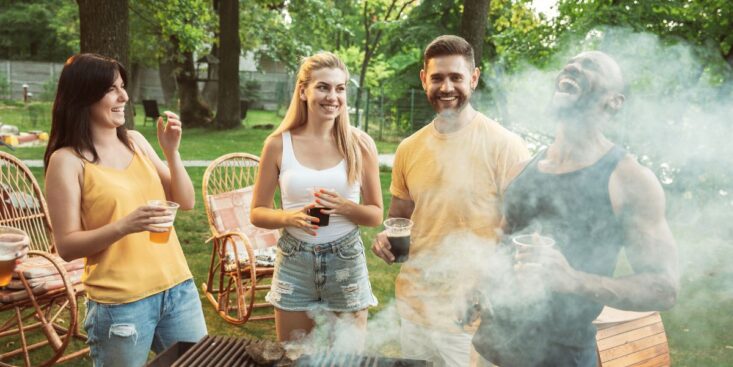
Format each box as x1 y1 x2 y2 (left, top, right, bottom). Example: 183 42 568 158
390 112 529 333
80 150 192 304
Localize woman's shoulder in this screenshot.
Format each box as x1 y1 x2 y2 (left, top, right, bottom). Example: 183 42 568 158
260 133 284 157
48 147 84 171
264 132 284 148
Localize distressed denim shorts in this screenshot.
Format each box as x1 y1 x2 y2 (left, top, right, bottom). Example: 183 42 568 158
84 279 207 367
266 228 378 312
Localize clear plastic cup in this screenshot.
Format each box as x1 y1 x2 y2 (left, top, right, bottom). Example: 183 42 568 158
384 218 414 263
512 233 555 265
0 226 29 286
147 200 179 244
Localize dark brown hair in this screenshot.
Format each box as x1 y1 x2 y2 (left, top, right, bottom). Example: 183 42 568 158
44 53 132 171
423 35 475 69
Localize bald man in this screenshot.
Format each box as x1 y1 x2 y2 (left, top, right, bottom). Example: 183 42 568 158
472 51 679 367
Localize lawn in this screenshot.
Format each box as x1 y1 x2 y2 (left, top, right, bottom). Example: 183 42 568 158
1 101 730 366
0 102 400 160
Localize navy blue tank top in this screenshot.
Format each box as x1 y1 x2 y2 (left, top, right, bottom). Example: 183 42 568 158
474 145 627 364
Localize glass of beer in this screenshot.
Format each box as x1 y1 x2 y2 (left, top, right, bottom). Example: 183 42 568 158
0 226 29 286
147 200 179 244
384 218 413 263
512 233 555 266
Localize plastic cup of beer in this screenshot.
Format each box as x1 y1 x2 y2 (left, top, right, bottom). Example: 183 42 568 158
307 187 334 227
147 200 179 244
0 226 30 286
384 218 413 263
512 233 555 265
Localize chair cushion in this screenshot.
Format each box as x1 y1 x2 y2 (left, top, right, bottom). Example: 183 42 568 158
207 186 279 267
0 255 84 303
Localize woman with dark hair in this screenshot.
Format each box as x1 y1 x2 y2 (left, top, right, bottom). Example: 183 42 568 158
44 53 206 366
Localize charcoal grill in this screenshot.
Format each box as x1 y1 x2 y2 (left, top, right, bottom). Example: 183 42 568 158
147 335 433 367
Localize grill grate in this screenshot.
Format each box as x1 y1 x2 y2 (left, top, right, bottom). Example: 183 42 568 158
150 335 433 367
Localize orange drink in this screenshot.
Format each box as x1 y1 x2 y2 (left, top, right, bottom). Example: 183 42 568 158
0 227 29 286
147 200 179 244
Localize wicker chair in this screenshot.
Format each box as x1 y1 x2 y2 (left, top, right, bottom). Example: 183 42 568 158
201 153 278 325
0 151 89 366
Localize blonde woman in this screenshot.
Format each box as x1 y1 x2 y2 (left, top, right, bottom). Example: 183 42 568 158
251 52 382 347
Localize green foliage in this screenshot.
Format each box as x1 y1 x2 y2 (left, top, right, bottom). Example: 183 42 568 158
554 0 733 77
0 0 77 61
129 0 215 65
240 0 359 71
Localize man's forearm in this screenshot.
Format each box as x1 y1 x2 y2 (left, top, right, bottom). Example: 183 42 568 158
571 271 678 311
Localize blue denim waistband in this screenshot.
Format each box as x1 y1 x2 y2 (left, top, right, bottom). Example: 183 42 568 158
280 228 360 254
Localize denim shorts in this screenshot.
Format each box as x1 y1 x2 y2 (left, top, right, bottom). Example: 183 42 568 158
266 229 378 312
84 279 207 367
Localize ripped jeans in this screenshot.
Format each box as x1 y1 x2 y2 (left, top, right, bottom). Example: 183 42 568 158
266 229 378 312
84 279 207 367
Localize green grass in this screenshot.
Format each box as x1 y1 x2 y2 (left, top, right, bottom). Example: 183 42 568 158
0 102 399 160
1 101 731 366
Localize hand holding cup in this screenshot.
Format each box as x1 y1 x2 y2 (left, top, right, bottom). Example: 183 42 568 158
383 218 413 263
147 200 179 244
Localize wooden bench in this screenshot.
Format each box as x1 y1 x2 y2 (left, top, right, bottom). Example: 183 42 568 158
594 307 670 367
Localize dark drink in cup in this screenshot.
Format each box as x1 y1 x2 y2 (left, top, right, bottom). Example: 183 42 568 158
387 234 411 262
384 218 413 264
308 207 330 226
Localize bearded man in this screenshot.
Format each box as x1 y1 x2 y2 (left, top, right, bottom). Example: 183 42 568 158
371 35 529 366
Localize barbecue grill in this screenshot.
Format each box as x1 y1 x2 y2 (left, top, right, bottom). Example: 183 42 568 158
147 335 433 367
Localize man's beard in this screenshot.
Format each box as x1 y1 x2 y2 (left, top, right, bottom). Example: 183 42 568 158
549 88 605 121
428 91 469 117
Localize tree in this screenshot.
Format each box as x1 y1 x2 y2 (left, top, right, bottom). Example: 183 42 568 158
459 0 491 66
215 0 240 129
0 0 77 62
147 0 215 127
355 0 417 126
555 0 733 76
77 0 134 128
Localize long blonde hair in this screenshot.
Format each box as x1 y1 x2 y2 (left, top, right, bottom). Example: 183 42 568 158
272 52 362 184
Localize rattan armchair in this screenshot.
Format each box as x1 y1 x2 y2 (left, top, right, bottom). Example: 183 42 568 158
201 153 278 325
0 151 89 366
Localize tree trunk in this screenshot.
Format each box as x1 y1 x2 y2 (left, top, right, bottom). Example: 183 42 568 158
77 0 134 128
129 62 142 103
174 50 213 127
459 0 490 67
216 0 241 129
158 57 178 106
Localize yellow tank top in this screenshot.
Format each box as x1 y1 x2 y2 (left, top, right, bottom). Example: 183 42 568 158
80 149 192 303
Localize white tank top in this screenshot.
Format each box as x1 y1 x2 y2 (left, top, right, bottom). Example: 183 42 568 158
279 131 360 243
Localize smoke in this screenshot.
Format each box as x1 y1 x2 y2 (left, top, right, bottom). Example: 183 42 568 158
475 26 733 358
287 28 731 362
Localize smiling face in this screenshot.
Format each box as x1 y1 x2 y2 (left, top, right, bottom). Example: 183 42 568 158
420 55 479 116
551 51 625 116
300 67 347 123
89 73 128 128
